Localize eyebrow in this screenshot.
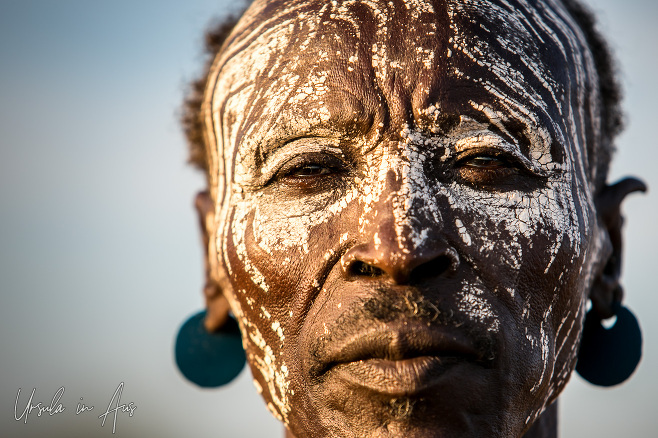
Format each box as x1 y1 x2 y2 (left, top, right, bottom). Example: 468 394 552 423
248 91 379 162
467 98 560 160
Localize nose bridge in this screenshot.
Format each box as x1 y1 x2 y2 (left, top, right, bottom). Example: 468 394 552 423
361 153 442 254
346 152 457 284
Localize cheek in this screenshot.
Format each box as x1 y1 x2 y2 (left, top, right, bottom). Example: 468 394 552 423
218 200 301 424
228 296 294 424
251 187 359 259
220 192 360 425
445 177 590 293
456 277 501 333
442 177 593 417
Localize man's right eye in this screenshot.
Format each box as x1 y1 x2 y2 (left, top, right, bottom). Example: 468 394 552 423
284 164 335 179
268 153 349 190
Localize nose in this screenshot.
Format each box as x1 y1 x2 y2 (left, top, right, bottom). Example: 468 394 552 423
341 170 459 284
341 238 460 284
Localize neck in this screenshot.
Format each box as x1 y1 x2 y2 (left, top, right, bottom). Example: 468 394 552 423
283 401 558 438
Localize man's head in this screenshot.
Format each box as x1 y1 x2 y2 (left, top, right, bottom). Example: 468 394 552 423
184 1 643 436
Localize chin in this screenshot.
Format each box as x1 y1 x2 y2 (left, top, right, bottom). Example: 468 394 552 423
289 331 528 437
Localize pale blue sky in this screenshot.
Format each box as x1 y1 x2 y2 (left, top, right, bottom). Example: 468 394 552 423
1 1 656 436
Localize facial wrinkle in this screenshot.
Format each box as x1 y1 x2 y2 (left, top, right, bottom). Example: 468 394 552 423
446 0 601 185
448 2 559 120
431 118 590 425
201 1 610 434
229 295 292 422
540 0 603 186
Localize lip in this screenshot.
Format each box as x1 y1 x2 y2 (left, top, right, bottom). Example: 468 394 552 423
332 355 474 396
312 321 487 396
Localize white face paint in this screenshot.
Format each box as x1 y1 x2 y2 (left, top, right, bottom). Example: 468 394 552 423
202 1 607 436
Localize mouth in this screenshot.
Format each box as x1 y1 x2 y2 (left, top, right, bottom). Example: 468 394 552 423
311 321 491 396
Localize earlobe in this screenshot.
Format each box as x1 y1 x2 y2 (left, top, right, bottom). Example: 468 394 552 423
195 190 215 290
589 177 646 318
576 177 646 387
173 191 246 388
195 190 232 331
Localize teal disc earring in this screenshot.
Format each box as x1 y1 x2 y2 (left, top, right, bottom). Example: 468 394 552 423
175 310 246 388
576 302 642 387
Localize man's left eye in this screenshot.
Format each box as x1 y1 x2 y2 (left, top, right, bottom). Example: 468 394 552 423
462 155 506 169
456 153 522 186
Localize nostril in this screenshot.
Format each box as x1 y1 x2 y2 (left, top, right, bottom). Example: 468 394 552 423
410 255 453 282
409 250 460 283
350 261 386 278
341 244 460 284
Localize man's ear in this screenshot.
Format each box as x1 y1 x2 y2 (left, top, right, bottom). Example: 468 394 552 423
590 177 646 319
195 190 231 332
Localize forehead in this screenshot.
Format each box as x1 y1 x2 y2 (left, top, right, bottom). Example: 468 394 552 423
205 0 598 188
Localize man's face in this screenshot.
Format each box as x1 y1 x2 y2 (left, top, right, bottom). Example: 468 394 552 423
206 0 605 436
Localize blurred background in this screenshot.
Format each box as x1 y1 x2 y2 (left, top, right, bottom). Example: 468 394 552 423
0 0 655 436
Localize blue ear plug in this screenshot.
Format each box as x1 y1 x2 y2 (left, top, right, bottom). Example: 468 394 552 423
576 303 642 387
175 311 246 388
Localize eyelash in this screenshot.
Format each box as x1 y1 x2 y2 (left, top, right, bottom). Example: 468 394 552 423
267 149 534 190
454 150 531 186
461 155 507 169
269 153 349 188
283 163 340 178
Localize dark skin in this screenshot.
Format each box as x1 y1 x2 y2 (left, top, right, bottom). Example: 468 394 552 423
193 1 645 436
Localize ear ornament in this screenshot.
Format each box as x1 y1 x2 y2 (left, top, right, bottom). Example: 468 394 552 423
576 300 642 387
175 310 246 388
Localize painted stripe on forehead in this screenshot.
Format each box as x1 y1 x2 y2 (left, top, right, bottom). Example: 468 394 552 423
209 0 336 195
202 0 319 202
447 0 598 163
546 0 602 188
203 0 601 204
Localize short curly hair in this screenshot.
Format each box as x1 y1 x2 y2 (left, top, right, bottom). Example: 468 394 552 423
182 0 622 191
